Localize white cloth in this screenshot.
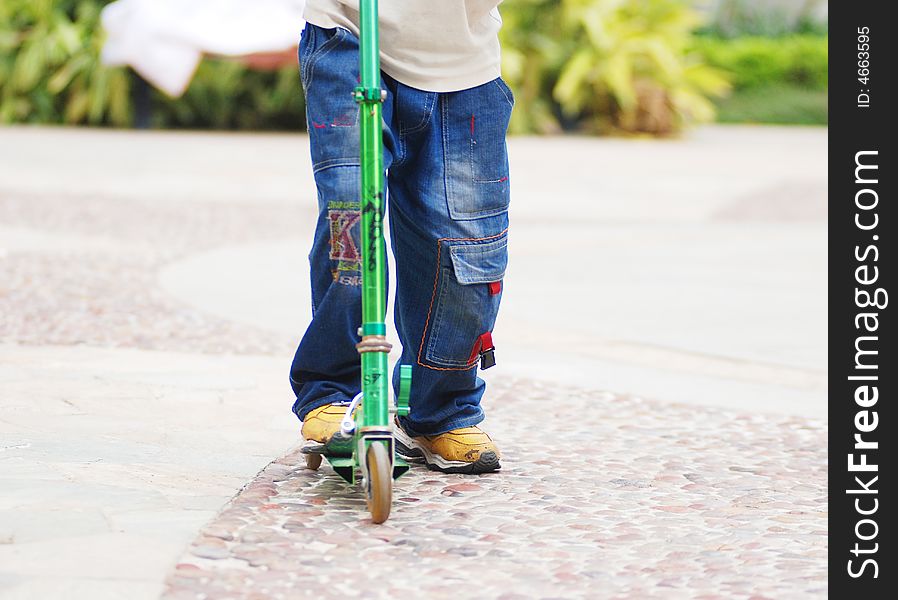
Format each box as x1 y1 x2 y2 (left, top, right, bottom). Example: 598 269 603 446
100 0 306 97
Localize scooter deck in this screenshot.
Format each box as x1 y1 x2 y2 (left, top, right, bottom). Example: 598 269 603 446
302 433 354 457
301 439 408 484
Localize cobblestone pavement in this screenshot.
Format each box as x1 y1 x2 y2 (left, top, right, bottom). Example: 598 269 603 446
164 379 826 600
0 191 298 355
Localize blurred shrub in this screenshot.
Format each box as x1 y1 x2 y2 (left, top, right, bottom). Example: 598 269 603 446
706 0 828 38
501 0 730 135
693 33 827 125
692 34 827 90
2 0 825 132
713 82 826 125
499 0 567 134
152 61 305 131
0 0 302 129
0 0 131 125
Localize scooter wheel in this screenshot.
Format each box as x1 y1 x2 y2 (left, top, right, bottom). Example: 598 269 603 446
305 453 322 470
365 442 392 524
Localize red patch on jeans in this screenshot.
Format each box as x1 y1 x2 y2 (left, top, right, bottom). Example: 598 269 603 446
331 112 355 127
467 332 495 363
488 281 502 295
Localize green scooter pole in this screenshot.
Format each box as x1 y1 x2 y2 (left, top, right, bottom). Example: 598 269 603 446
355 0 388 433
302 0 412 524
353 0 394 523
354 0 413 524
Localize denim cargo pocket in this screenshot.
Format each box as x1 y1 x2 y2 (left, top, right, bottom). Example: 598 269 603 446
420 232 508 369
443 79 513 221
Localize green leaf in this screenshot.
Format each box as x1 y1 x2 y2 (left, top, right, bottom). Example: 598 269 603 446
47 54 87 93
553 49 594 112
603 52 636 110
64 84 89 123
11 40 46 90
87 66 109 122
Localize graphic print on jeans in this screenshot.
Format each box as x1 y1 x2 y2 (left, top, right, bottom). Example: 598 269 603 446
327 200 362 286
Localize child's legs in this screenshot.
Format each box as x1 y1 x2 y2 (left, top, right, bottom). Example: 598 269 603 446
290 24 397 420
387 80 513 437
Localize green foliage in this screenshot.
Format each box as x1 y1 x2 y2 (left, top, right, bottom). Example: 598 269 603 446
557 0 731 134
152 61 305 131
0 0 131 125
690 34 827 126
0 0 304 129
499 0 568 134
704 0 828 38
2 0 825 132
501 0 730 135
713 83 826 125
693 34 827 91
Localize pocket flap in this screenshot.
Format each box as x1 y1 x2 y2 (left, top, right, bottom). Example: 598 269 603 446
449 235 508 285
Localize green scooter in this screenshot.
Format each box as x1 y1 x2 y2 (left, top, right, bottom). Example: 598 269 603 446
299 0 410 524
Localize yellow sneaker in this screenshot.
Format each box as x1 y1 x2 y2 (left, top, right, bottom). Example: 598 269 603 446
301 404 357 444
394 420 501 474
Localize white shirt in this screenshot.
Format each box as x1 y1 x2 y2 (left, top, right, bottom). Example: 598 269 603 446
303 0 504 92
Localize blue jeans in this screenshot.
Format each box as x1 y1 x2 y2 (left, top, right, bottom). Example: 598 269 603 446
290 23 513 437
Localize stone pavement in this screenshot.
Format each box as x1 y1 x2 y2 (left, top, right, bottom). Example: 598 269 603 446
0 344 296 599
164 382 826 599
0 125 827 598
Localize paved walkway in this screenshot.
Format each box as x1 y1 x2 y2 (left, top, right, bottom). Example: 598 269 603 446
165 383 826 600
0 125 826 598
